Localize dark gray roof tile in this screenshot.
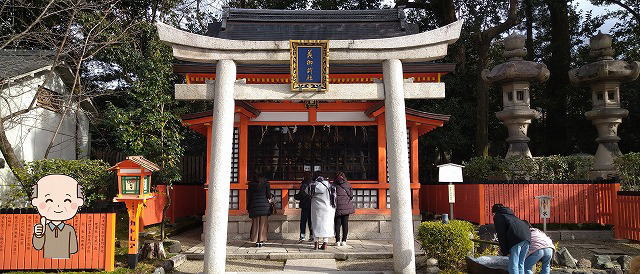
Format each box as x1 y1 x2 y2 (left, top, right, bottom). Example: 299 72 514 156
210 8 417 41
0 50 55 81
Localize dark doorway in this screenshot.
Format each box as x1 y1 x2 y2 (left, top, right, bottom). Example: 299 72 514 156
248 125 378 181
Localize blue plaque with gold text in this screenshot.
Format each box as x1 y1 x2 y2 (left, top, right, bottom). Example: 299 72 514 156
290 40 329 92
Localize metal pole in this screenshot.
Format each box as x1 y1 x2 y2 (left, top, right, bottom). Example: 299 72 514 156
450 203 454 220
543 218 547 232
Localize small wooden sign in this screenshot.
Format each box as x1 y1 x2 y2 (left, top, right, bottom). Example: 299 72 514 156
290 40 329 92
448 184 456 204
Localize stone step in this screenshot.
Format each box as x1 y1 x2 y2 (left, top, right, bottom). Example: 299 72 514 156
284 259 337 272
184 251 395 260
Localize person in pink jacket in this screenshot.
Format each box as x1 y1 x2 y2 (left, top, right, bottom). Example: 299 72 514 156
523 221 554 274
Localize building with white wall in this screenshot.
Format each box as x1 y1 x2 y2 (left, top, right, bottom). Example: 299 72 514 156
0 50 90 205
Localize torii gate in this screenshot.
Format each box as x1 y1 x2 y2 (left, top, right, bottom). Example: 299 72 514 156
157 19 463 274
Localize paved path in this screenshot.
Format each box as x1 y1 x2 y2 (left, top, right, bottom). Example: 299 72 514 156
283 259 337 272
183 239 423 260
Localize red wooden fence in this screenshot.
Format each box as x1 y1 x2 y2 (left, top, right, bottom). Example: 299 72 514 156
141 184 206 226
616 191 640 241
0 211 115 271
421 182 619 226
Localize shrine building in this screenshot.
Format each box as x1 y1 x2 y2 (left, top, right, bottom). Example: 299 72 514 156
158 7 462 274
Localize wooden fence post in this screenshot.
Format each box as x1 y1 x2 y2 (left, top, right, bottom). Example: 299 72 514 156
478 184 486 225
104 213 116 272
611 183 621 238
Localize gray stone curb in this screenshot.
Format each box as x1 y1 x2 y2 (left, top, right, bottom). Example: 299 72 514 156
184 252 396 260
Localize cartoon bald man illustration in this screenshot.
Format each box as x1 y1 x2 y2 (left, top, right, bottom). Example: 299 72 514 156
31 175 84 259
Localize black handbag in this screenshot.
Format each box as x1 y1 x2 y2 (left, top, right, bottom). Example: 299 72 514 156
267 192 277 215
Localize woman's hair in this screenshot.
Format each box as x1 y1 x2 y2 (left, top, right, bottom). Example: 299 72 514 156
253 171 268 185
491 203 505 213
523 220 533 228
303 171 313 181
334 171 347 183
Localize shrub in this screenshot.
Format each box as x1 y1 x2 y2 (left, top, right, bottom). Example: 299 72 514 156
15 159 115 207
463 155 593 181
464 156 508 180
417 220 476 271
614 152 640 190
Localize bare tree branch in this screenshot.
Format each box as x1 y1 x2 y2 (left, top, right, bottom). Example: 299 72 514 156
0 0 56 50
605 0 640 22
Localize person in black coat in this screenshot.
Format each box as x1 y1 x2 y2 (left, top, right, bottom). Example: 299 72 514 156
294 171 314 243
492 204 532 274
247 175 272 247
333 171 355 247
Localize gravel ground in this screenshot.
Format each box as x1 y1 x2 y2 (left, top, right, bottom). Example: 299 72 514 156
172 259 284 273
337 259 395 271
337 256 433 272
559 240 640 261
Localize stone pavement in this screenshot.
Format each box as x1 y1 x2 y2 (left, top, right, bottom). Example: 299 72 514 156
283 259 337 272
183 239 423 260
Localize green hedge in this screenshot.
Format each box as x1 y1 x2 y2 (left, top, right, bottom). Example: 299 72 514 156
14 159 115 207
463 155 593 180
614 152 640 190
417 220 476 271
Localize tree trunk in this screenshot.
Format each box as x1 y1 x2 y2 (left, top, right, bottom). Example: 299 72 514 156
432 0 466 72
525 0 535 61
544 0 571 155
0 121 26 187
475 42 491 156
161 184 171 240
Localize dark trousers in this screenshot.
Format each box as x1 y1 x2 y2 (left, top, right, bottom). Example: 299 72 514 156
334 214 350 242
300 207 313 239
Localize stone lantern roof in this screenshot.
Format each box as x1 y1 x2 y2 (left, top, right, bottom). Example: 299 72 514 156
481 33 549 84
569 32 640 86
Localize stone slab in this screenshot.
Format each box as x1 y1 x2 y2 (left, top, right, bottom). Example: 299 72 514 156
174 82 445 101
270 252 335 260
283 259 337 272
589 248 626 255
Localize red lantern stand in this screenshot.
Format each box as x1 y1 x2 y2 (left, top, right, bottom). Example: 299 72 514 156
110 156 160 268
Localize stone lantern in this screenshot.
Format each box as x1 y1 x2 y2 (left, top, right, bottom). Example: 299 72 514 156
482 33 550 158
569 32 640 178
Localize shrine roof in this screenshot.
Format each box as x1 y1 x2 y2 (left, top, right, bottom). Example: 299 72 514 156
207 8 418 41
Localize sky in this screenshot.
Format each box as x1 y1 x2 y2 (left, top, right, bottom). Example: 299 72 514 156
574 0 622 33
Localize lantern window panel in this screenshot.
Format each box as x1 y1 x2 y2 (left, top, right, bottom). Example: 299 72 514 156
607 90 615 101
143 175 151 194
122 176 141 195
516 90 524 101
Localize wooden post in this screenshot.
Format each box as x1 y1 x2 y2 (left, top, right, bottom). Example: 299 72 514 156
104 213 116 271
410 126 419 215
478 184 486 225
124 200 145 268
611 183 621 238
238 115 249 213
377 116 387 210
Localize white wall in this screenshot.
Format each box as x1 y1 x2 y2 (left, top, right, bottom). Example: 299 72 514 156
0 70 88 206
